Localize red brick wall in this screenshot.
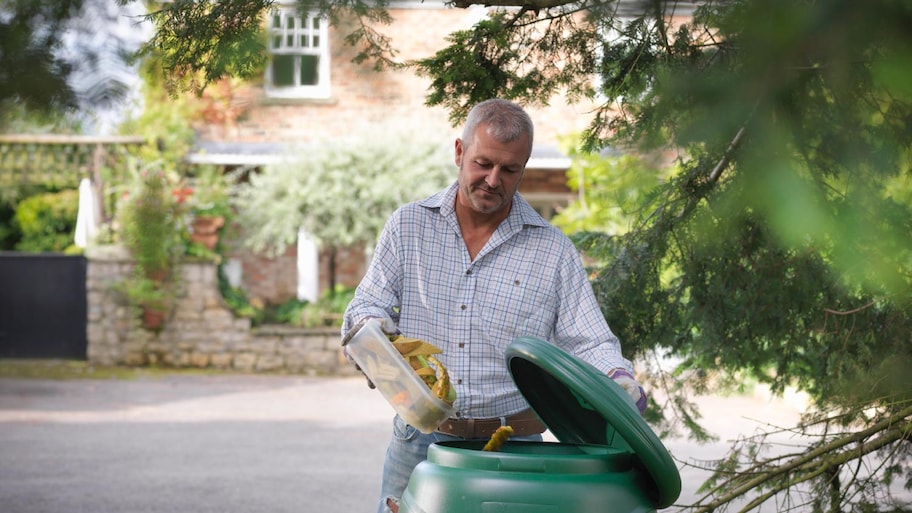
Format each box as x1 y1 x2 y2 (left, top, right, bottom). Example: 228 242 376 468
194 7 600 146
320 244 369 293
236 245 300 306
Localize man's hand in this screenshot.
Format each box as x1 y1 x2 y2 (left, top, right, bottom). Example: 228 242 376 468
607 368 647 415
341 317 399 389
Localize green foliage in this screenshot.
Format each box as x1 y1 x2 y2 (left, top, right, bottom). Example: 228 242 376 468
216 267 354 328
0 0 143 129
300 0 398 70
526 2 912 507
139 0 407 96
13 189 80 253
590 0 911 406
551 138 673 237
0 101 83 134
139 0 271 95
505 1 912 412
415 12 562 126
117 58 200 170
115 269 178 332
117 162 186 280
0 202 19 250
299 285 355 327
121 273 174 310
115 161 189 329
408 10 599 126
183 239 221 263
234 125 452 256
217 270 264 324
0 1 81 117
185 165 233 219
266 298 309 326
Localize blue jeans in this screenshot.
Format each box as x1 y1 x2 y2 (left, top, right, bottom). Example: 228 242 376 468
377 415 544 513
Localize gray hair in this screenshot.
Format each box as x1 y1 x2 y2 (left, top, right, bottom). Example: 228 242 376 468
461 99 534 156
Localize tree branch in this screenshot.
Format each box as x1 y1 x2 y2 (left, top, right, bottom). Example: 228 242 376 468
707 124 745 184
823 301 876 316
687 405 912 513
450 0 577 9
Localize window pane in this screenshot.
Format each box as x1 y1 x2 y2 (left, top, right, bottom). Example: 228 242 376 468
300 55 318 86
266 9 328 96
272 55 296 86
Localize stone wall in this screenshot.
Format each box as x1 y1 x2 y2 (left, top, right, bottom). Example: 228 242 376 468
85 249 356 376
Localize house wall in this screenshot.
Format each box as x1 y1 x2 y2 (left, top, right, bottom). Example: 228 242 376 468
237 245 301 305
235 244 369 305
195 6 600 147
194 5 599 305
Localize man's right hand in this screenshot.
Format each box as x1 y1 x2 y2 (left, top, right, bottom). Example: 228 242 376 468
341 317 399 389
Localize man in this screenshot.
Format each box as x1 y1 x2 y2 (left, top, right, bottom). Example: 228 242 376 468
342 98 646 513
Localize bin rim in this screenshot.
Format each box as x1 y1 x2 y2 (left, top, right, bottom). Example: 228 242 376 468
506 336 681 509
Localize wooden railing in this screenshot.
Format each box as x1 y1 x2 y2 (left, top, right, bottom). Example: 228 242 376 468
0 134 147 219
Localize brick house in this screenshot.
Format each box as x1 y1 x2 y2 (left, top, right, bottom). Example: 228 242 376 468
183 1 612 306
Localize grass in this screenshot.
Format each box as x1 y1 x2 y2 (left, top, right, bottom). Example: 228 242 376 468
0 358 244 380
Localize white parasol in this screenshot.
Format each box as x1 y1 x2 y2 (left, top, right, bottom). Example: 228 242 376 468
74 177 98 248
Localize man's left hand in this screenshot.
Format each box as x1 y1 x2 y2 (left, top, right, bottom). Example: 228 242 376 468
607 368 647 415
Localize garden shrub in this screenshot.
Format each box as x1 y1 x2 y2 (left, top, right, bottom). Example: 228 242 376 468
0 202 20 250
13 189 80 253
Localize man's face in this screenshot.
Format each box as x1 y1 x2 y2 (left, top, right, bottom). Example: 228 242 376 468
454 123 530 216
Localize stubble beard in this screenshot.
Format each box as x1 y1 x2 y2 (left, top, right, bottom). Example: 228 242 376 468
458 165 507 215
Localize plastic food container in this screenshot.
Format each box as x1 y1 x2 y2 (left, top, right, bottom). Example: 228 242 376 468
345 319 455 434
399 336 681 513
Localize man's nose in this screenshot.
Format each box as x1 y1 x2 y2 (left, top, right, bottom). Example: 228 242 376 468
485 167 501 188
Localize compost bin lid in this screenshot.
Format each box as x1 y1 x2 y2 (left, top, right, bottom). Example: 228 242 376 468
505 336 681 509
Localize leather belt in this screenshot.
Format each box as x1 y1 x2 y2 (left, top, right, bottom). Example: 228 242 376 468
436 409 546 439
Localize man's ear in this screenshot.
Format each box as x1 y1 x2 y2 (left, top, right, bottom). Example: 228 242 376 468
454 138 464 167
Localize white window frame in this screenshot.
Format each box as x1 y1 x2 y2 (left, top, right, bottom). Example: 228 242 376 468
265 6 330 99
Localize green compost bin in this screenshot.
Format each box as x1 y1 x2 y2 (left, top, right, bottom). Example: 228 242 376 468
399 336 682 513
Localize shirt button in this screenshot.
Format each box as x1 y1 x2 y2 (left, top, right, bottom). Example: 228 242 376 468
457 379 463 384
459 342 465 348
460 304 467 310
466 270 472 275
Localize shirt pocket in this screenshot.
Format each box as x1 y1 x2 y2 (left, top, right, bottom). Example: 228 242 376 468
477 259 557 339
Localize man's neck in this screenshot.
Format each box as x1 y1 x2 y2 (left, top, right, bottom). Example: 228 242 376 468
454 197 512 260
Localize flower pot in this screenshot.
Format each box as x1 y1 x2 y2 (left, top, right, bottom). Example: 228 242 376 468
146 268 168 283
190 215 225 250
141 304 167 331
